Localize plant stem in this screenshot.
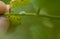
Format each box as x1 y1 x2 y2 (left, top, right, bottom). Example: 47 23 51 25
36 7 40 16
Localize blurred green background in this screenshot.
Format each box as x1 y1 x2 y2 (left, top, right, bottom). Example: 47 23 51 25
2 0 10 4
1 0 60 39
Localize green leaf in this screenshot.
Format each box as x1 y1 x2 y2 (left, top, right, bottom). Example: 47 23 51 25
10 0 36 13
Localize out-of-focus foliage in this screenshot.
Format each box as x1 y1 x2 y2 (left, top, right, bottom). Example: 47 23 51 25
2 0 10 4
2 0 60 39
10 0 30 7
6 13 21 32
10 0 36 13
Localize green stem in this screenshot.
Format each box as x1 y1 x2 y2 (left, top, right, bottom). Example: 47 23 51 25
36 8 40 16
